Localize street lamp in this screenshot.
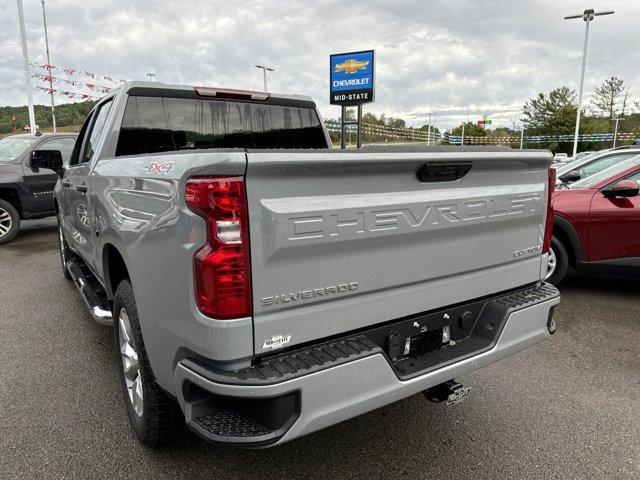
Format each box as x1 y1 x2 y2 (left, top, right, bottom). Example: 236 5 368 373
41 0 56 132
612 117 623 147
255 65 274 92
564 8 614 157
16 0 36 134
425 112 433 146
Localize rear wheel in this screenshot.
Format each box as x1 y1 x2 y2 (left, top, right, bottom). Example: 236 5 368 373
546 236 569 285
113 280 175 446
0 199 20 245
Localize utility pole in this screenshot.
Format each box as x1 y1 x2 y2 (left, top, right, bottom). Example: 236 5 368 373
564 8 614 157
255 65 274 92
432 113 437 144
41 0 56 132
426 112 433 146
460 107 469 146
612 117 622 147
16 0 36 134
520 127 524 150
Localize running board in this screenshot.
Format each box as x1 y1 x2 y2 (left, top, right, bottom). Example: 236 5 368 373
66 260 113 326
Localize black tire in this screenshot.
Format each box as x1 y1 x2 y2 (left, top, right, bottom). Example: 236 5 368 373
546 236 569 286
113 280 175 446
57 213 72 280
0 199 20 245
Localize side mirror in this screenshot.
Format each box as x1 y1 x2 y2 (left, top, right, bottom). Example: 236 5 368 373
603 179 640 198
559 170 581 183
30 150 64 177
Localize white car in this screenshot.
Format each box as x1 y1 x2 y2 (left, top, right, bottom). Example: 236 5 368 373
556 148 640 185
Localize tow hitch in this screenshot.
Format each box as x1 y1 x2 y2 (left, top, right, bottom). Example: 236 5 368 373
423 380 471 405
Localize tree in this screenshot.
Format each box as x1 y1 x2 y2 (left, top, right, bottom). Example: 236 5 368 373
418 124 440 134
621 86 631 117
450 122 486 137
591 76 625 120
522 86 577 132
363 112 382 125
385 116 406 128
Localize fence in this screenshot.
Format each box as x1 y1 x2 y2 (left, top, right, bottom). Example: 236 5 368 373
325 120 638 145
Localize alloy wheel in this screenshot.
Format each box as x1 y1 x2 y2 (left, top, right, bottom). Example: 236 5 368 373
546 247 557 280
0 207 12 238
119 309 144 417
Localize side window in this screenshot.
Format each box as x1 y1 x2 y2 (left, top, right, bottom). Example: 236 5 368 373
626 171 640 182
40 138 76 164
81 99 113 164
580 154 632 178
69 112 95 167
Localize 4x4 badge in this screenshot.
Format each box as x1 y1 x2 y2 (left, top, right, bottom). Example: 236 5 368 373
144 161 174 175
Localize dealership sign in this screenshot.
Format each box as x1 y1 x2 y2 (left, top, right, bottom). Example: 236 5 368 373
330 50 375 105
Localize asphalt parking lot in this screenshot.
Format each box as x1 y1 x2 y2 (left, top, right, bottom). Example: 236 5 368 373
1 218 639 479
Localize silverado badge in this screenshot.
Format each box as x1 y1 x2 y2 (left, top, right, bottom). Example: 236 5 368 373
262 334 292 351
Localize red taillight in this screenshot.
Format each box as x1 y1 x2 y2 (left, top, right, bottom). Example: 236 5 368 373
186 177 252 319
542 168 556 254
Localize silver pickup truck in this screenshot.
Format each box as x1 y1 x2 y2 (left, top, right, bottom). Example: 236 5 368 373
32 81 560 448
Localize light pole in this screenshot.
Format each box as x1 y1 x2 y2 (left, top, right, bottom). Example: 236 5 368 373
255 65 274 92
432 113 437 144
520 126 524 150
564 8 614 157
426 112 433 146
612 117 622 147
41 0 56 132
460 107 469 146
16 0 36 134
145 72 156 82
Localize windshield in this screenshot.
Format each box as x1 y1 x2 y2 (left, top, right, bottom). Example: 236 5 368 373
556 152 599 175
0 136 39 163
570 154 640 188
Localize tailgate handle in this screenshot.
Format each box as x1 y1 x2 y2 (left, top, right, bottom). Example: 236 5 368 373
417 162 472 182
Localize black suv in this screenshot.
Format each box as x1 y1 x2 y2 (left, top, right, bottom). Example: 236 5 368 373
0 133 76 244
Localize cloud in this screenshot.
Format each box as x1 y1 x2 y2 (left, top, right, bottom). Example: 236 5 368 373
1 0 638 130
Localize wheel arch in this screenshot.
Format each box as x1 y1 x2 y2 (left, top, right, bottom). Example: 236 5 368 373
0 187 24 218
102 243 130 300
553 215 583 269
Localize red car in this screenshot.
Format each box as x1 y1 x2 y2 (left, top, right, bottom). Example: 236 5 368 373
548 154 640 284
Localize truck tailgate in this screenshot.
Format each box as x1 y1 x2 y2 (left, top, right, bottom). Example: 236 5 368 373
245 148 552 354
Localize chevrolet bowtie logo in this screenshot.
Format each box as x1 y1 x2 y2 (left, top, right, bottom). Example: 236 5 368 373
334 59 369 74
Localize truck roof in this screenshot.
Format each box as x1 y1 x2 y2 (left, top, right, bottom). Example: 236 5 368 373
118 81 316 106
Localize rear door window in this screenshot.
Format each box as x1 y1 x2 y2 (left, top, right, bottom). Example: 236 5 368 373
115 96 327 156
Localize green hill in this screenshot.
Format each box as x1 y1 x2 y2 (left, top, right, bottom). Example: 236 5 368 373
0 101 96 134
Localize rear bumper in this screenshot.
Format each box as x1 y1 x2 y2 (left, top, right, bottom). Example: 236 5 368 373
173 283 560 447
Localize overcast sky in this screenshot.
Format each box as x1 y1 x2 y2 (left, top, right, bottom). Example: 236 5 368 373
1 0 638 129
